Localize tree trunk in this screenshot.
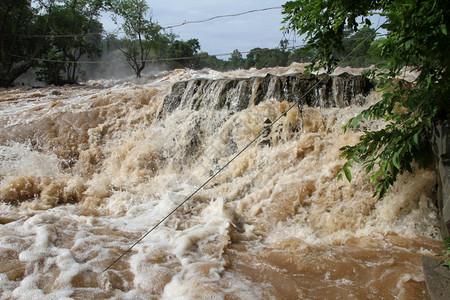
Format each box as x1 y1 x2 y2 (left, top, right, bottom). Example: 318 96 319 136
0 61 32 87
136 61 145 78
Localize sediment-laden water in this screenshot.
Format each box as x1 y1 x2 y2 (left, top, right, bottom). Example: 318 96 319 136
0 65 442 299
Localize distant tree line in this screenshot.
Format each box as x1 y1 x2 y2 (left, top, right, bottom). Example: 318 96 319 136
1 0 382 87
162 26 382 72
223 27 381 71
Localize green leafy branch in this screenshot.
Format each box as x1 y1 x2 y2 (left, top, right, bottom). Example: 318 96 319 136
338 76 438 198
437 237 450 268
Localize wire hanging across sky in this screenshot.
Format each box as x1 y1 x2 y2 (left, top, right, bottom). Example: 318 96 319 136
17 6 283 39
162 6 282 29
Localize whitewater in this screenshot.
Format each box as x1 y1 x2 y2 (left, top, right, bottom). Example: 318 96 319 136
0 65 442 299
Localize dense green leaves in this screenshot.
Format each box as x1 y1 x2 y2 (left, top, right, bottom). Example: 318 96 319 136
37 2 104 84
0 0 106 86
0 0 42 86
284 0 450 198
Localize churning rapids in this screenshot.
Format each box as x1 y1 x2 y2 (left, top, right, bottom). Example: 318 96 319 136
0 65 443 299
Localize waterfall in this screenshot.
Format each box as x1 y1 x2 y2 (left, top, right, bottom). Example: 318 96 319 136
160 72 373 117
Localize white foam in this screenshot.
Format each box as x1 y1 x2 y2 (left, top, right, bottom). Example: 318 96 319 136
0 143 61 177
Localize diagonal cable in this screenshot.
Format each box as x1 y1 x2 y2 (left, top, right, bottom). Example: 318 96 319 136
103 23 383 272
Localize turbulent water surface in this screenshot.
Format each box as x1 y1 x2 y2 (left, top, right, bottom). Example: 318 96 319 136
0 65 443 299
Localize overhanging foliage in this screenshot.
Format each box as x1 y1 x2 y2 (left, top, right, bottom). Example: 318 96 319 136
283 0 450 197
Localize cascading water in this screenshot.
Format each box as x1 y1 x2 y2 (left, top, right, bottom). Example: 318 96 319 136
0 65 442 299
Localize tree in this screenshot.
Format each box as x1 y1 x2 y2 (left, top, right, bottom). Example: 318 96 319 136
283 0 450 197
228 49 245 70
165 39 201 69
36 0 104 84
110 0 162 77
0 0 42 87
195 53 226 71
246 48 289 69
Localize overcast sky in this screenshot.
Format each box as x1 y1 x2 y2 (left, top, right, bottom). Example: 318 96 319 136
102 0 290 57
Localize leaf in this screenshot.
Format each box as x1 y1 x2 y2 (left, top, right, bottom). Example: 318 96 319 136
351 114 362 129
381 161 387 177
379 184 388 198
343 162 353 182
404 39 414 50
344 167 352 182
413 132 420 147
441 24 448 35
372 170 382 184
343 122 350 132
392 149 401 169
352 155 361 164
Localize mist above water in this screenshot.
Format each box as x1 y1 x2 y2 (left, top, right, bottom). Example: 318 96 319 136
0 65 441 299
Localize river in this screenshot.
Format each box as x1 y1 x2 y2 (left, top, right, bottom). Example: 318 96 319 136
0 65 442 299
